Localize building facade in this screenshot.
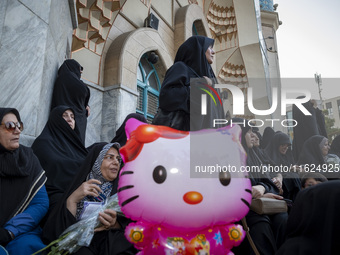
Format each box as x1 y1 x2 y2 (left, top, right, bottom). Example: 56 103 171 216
0 0 282 147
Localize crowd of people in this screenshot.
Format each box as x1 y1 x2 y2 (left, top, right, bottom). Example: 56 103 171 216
1 35 339 255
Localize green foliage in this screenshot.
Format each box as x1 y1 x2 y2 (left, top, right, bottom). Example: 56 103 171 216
323 109 340 143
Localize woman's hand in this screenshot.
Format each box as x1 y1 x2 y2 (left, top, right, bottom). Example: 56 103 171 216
203 76 213 86
86 105 91 117
67 179 102 216
272 174 283 195
94 209 120 232
262 193 284 200
252 185 265 199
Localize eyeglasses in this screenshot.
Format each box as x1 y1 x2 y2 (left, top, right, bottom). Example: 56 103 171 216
103 154 122 164
0 121 24 132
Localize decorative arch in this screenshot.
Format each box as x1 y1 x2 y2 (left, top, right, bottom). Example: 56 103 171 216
174 4 212 52
103 28 173 91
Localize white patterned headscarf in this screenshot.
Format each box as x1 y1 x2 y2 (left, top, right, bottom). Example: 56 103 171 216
76 143 120 220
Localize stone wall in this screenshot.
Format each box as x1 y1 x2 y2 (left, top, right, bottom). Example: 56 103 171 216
0 0 75 146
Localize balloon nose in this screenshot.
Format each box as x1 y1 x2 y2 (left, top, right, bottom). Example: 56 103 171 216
183 191 203 204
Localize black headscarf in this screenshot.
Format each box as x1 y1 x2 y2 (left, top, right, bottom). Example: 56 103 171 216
158 36 224 130
31 105 88 209
261 126 275 149
42 143 135 255
329 134 340 158
264 132 301 201
174 35 216 79
277 181 340 255
230 118 279 194
292 99 319 161
111 113 147 146
264 132 294 167
0 108 47 226
297 135 326 166
50 59 90 143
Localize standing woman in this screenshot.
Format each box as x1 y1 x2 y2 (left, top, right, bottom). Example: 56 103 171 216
292 98 319 162
153 35 224 131
51 59 90 143
31 105 88 211
0 108 48 254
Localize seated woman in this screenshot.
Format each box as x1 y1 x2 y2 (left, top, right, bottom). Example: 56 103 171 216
0 108 48 254
264 132 301 201
277 180 340 255
231 118 288 255
31 105 88 211
300 172 328 189
297 135 340 179
42 142 137 255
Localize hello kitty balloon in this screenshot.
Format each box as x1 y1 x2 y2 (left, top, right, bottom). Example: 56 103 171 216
118 118 252 255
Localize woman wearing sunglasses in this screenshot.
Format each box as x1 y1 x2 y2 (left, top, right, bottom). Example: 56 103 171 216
0 108 48 254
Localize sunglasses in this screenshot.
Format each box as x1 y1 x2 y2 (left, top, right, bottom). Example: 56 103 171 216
0 121 24 132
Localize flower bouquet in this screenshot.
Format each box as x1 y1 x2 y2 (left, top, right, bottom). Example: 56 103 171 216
33 194 123 255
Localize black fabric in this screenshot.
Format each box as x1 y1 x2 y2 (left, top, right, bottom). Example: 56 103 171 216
230 118 287 255
230 118 279 194
297 135 325 166
261 126 275 149
264 132 301 201
42 143 136 255
0 108 47 226
157 35 224 131
50 59 90 143
315 107 328 138
31 105 88 210
329 134 340 158
292 99 319 162
264 132 294 167
111 113 147 146
277 181 340 255
0 227 11 246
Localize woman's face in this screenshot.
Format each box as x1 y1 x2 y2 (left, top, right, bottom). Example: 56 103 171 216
253 133 260 147
101 147 121 182
0 113 21 151
245 129 255 149
321 140 330 156
205 45 215 64
62 109 75 130
279 144 290 155
303 178 320 189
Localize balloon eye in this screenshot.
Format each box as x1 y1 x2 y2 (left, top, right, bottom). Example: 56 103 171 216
153 165 167 184
219 171 231 186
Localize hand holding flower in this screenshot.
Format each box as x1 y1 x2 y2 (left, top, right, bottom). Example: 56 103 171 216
95 209 121 232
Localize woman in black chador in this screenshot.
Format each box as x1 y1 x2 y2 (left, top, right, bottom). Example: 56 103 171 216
292 98 319 162
153 35 224 131
51 59 90 143
264 132 301 201
277 181 340 255
31 105 88 211
231 118 287 255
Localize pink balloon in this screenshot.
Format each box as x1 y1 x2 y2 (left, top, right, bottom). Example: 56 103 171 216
119 119 252 254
